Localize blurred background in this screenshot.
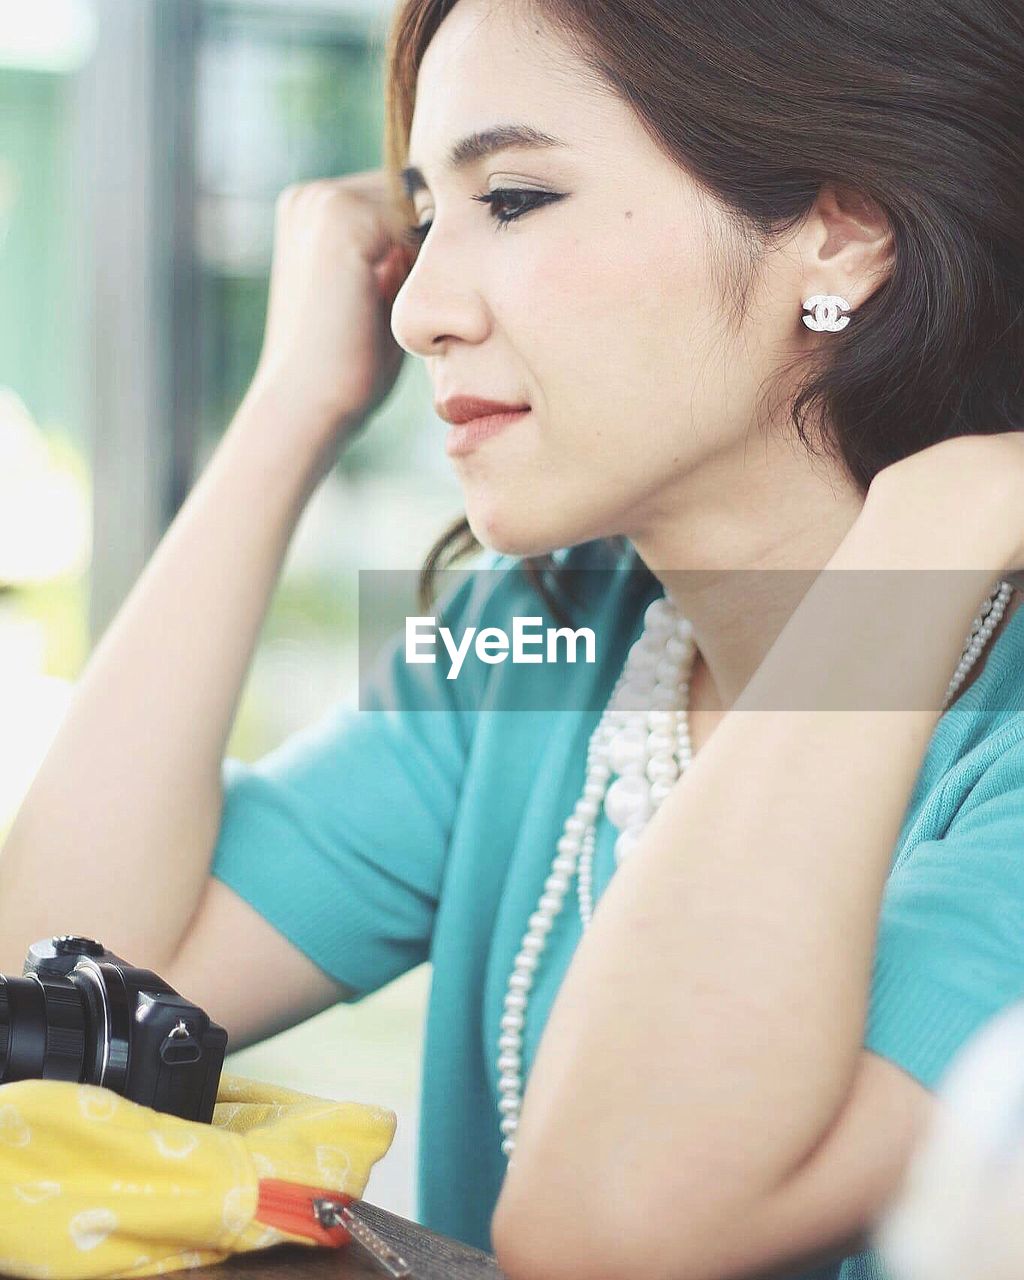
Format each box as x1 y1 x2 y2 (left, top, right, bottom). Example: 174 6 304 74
0 0 463 1220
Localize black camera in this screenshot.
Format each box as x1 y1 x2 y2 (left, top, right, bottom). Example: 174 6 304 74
0 935 228 1123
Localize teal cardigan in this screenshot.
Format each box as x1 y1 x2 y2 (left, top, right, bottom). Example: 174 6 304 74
211 540 1024 1279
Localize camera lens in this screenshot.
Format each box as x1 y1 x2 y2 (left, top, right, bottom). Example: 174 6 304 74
0 974 90 1083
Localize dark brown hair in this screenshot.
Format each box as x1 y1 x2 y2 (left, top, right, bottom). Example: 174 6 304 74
382 0 1024 620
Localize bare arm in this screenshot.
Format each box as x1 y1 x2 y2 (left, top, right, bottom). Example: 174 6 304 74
0 385 330 973
492 434 1024 1280
0 171 414 980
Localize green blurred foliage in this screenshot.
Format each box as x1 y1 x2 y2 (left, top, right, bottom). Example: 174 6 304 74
0 70 81 441
199 16 394 482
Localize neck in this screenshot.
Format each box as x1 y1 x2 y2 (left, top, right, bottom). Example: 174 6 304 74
625 449 867 708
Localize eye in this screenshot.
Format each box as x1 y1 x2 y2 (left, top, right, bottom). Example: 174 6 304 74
473 187 562 229
402 222 429 247
402 187 563 247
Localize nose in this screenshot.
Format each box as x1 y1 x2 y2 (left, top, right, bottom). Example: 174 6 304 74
389 226 491 357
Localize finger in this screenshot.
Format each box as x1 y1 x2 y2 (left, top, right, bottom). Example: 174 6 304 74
374 244 412 305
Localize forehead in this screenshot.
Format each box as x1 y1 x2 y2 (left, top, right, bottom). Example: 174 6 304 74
406 0 614 173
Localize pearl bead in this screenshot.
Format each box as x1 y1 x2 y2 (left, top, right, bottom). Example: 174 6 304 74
604 774 652 829
614 827 642 864
655 656 682 685
574 797 600 822
644 597 679 633
649 778 674 805
619 665 660 696
609 724 647 773
646 754 679 784
650 683 679 710
628 643 660 671
616 675 657 710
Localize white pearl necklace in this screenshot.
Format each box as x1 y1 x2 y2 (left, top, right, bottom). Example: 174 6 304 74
496 579 1014 1159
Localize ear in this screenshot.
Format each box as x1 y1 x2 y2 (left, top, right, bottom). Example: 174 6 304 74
801 182 894 312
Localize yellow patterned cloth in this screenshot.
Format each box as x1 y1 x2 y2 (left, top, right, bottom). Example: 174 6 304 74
0 1072 397 1279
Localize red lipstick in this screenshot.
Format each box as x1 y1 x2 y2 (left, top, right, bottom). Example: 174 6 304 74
435 396 531 457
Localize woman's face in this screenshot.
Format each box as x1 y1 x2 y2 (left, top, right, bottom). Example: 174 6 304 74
390 0 810 558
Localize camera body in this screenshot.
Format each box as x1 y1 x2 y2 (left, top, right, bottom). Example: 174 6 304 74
0 935 227 1123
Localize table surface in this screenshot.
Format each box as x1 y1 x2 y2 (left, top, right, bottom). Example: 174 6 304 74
190 1202 506 1280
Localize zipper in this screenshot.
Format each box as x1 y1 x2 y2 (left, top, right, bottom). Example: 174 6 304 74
255 1178 413 1276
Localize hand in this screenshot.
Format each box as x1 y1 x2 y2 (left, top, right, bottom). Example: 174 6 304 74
868 432 1024 591
249 167 417 459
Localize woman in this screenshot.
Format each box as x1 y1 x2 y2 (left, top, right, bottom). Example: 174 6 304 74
3 0 1024 1276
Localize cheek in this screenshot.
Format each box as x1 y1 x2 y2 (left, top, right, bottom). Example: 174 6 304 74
488 233 591 341
510 230 721 452
485 217 753 497
506 221 714 373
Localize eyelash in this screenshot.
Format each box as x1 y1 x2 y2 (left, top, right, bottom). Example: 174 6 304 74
402 188 559 246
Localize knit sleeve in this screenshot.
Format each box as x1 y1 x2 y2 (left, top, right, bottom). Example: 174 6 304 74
864 723 1024 1088
208 556 502 1003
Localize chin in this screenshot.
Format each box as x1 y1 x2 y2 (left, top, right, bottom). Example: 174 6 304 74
465 503 573 560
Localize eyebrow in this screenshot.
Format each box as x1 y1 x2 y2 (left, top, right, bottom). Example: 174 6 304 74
400 124 569 199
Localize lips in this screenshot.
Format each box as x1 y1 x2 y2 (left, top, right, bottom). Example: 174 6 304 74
435 395 531 425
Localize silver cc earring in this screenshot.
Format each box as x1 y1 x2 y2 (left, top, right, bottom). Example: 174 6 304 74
802 294 852 332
